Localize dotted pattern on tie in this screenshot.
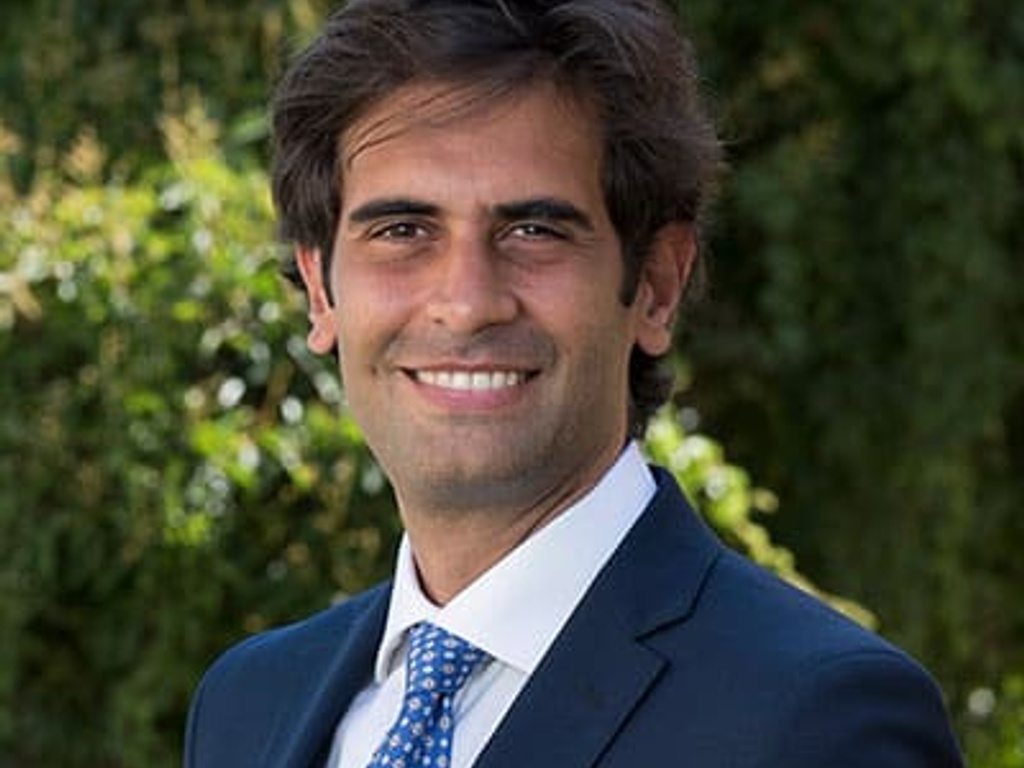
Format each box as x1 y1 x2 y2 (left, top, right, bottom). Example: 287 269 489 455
367 623 487 768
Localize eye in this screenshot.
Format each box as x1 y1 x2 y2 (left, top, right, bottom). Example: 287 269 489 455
505 221 567 241
370 221 429 241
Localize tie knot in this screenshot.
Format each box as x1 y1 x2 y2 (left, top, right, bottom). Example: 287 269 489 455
405 623 487 697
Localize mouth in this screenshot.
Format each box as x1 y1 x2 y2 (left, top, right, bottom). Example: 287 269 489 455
409 369 534 392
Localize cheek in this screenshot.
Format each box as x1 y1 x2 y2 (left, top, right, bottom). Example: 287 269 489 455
339 264 425 317
555 299 636 374
335 312 372 372
333 278 415 371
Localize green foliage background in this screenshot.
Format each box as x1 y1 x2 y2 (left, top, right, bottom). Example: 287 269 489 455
1 0 1021 765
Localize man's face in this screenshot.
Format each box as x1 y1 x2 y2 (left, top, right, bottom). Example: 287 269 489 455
298 81 689 520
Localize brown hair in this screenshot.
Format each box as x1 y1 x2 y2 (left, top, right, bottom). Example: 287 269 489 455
272 0 721 434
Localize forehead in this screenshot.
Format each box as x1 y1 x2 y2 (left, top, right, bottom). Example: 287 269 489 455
339 79 603 183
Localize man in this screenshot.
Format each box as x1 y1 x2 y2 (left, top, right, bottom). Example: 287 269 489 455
185 1 965 766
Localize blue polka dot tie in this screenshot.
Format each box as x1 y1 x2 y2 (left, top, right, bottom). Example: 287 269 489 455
367 623 488 768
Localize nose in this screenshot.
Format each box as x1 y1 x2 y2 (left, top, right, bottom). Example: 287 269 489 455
425 235 519 334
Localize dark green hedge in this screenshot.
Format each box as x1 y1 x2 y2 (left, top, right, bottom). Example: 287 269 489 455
682 0 1024 704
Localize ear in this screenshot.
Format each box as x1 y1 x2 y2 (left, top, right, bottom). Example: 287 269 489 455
634 223 697 356
295 247 338 355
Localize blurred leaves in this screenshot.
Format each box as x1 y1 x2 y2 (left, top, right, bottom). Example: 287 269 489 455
964 676 1024 768
0 103 392 766
680 0 1024 746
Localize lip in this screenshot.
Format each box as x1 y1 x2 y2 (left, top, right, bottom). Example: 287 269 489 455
402 365 538 408
412 369 529 391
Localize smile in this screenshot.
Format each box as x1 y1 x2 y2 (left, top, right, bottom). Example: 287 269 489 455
412 370 529 392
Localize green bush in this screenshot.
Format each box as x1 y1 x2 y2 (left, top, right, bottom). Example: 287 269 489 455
963 676 1024 768
680 0 1024 720
0 111 396 766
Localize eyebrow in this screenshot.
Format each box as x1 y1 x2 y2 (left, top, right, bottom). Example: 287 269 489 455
344 196 596 231
494 198 595 231
346 198 440 225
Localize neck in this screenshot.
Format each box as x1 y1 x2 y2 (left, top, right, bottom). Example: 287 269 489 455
394 438 633 604
405 504 561 605
399 459 620 605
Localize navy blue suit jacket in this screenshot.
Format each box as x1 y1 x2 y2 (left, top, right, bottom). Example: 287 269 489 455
185 469 964 767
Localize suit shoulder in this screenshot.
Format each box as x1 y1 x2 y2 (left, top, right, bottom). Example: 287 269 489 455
702 548 906 660
185 583 390 766
184 581 391 768
188 582 389 729
646 551 964 764
201 581 390 682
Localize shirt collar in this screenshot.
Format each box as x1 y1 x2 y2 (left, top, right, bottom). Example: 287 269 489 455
373 442 656 682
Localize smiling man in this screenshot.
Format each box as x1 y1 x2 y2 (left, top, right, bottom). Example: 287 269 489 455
296 81 684 605
184 2 964 767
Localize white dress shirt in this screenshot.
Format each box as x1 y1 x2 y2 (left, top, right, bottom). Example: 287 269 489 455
326 442 656 768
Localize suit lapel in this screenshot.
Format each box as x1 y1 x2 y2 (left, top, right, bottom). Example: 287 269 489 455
474 470 722 768
267 585 391 768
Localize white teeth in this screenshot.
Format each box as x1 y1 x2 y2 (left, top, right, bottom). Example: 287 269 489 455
416 370 525 391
